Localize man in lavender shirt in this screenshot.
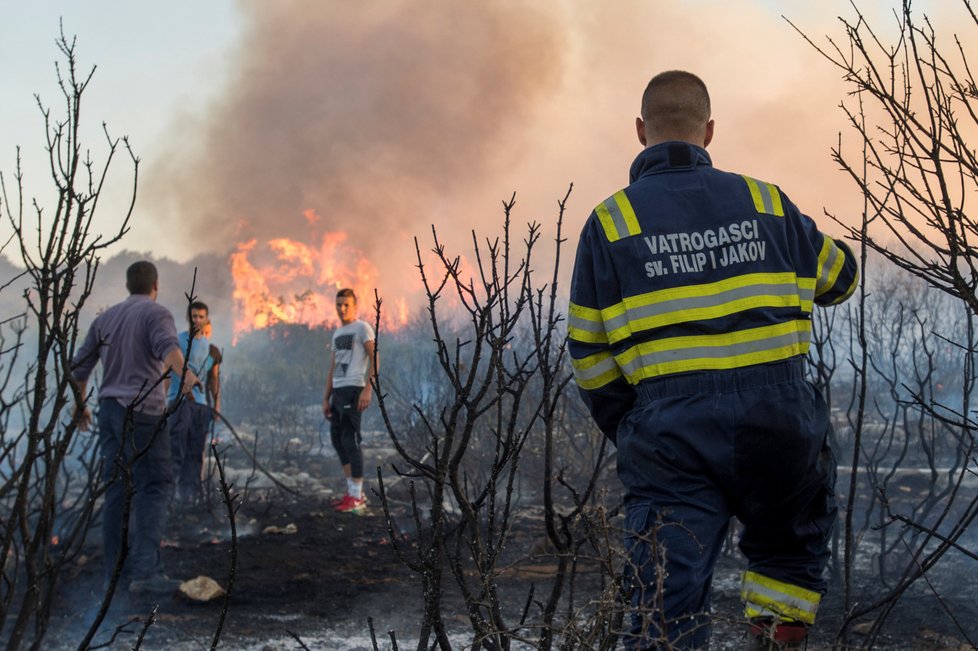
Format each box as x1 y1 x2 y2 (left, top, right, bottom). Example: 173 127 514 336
72 261 200 595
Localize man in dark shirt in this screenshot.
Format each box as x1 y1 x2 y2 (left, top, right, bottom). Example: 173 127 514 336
72 260 199 595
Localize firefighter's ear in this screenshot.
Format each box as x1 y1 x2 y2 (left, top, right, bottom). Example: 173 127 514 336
636 116 647 146
703 119 715 148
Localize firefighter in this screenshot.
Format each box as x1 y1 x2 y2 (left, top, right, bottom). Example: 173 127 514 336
568 70 858 650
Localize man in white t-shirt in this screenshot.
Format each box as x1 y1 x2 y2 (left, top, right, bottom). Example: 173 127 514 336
322 288 377 513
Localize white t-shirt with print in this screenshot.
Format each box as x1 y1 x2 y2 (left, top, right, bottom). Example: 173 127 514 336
330 319 375 389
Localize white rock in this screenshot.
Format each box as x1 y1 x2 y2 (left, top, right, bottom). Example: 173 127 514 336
179 575 226 602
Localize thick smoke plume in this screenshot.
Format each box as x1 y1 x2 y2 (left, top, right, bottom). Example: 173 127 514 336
138 1 885 340
148 1 564 292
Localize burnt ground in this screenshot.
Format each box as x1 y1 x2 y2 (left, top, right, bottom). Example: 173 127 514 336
38 442 978 651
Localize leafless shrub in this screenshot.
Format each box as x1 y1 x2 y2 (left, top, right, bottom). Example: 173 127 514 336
371 191 626 650
0 29 136 650
209 441 240 651
793 1 978 646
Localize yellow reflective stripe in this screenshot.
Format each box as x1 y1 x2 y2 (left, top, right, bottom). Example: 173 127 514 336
815 236 859 303
568 302 608 344
571 351 622 390
744 176 765 213
741 571 820 625
624 272 815 342
616 320 811 382
594 202 620 243
567 326 607 344
613 190 642 238
593 191 642 242
815 236 847 297
742 175 785 217
601 302 631 343
597 273 817 344
814 237 834 295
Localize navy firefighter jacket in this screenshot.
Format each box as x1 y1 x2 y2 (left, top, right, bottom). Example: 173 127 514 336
568 142 859 442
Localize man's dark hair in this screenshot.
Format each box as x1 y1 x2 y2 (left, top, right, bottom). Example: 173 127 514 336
187 301 209 323
126 261 158 295
640 70 711 138
336 288 357 303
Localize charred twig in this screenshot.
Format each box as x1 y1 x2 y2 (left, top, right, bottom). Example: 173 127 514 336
130 604 159 651
285 628 312 650
86 616 142 650
209 443 240 651
211 410 299 496
367 616 380 651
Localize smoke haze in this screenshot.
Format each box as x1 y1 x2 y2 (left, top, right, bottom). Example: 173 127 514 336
148 0 565 289
139 1 909 332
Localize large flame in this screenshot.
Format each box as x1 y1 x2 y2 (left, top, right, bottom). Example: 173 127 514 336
230 229 408 343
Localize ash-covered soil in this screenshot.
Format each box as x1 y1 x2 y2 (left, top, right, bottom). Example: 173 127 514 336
39 443 978 651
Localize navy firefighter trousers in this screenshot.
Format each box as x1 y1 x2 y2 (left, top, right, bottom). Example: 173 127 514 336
618 359 837 650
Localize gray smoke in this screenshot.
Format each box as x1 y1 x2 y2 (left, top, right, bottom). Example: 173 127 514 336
147 0 565 287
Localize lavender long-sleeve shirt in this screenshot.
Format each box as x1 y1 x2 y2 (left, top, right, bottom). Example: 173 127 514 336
71 294 180 415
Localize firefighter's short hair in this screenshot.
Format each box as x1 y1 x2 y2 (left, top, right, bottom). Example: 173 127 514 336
641 70 711 136
336 288 357 304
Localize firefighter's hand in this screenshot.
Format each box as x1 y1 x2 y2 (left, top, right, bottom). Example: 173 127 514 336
322 396 332 419
73 404 92 432
357 386 372 412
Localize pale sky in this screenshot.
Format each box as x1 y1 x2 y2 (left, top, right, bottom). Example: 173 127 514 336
0 0 953 323
0 0 240 250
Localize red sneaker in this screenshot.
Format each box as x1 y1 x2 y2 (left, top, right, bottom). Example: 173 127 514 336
330 493 350 508
335 495 367 514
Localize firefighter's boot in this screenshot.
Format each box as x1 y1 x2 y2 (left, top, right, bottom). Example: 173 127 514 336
748 617 808 650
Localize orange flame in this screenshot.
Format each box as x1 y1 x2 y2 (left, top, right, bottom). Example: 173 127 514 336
230 229 406 342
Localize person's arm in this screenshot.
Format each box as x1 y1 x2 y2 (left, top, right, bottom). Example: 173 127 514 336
69 322 101 431
812 235 859 306
208 363 221 414
568 218 635 444
206 343 222 413
322 350 336 418
70 377 93 431
357 339 377 412
163 346 201 397
777 189 859 307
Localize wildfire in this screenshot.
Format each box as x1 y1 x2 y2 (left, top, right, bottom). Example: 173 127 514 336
230 229 407 342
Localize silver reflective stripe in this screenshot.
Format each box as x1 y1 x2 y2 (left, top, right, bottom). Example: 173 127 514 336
743 582 818 620
567 311 605 336
816 243 840 294
623 282 809 325
603 311 629 335
618 328 810 378
758 184 776 214
573 355 619 383
602 195 630 240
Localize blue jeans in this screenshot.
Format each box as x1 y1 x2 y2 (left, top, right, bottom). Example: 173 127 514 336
97 399 174 581
169 400 212 502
